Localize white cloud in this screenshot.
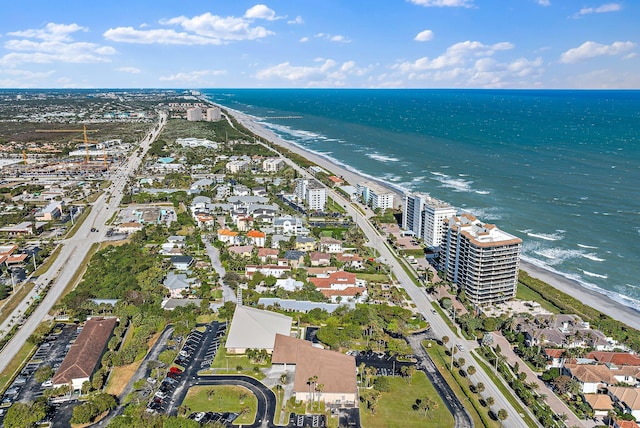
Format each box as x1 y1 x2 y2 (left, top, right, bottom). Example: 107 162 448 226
414 30 434 42
104 27 222 45
288 16 304 25
245 4 281 21
105 11 275 46
117 67 141 74
7 23 87 42
314 33 351 43
536 0 551 6
576 3 621 16
395 40 513 73
159 69 226 82
163 13 273 41
1 24 116 65
299 37 309 43
408 0 473 7
560 40 635 63
255 59 372 85
391 40 542 88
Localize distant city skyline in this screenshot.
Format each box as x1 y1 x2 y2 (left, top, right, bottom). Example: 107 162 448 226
0 0 638 89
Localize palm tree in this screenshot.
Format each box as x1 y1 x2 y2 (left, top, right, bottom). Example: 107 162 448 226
476 382 485 393
315 383 324 407
467 366 476 376
497 409 508 426
485 396 494 406
416 397 439 418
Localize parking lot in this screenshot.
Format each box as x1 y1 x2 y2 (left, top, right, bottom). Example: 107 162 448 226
0 323 79 425
354 350 415 376
147 321 226 415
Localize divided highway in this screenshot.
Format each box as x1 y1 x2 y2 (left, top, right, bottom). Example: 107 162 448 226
0 113 166 374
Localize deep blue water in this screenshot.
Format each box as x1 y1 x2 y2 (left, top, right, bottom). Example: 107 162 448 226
201 89 640 310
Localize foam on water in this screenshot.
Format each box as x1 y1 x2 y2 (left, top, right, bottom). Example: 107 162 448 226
366 153 401 163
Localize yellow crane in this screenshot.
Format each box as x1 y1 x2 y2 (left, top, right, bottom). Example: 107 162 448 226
36 125 99 164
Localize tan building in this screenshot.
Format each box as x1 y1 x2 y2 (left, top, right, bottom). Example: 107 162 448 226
271 334 357 406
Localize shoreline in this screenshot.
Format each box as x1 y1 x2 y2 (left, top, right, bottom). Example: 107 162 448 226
222 105 640 332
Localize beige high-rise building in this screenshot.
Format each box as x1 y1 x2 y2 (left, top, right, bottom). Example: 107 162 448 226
440 213 522 306
186 107 202 121
206 107 221 121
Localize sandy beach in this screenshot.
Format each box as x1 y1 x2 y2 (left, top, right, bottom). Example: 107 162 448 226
227 107 640 332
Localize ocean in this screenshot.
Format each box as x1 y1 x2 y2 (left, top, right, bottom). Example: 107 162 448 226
201 89 640 311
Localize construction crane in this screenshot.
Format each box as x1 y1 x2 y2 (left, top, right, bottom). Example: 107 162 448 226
36 125 99 164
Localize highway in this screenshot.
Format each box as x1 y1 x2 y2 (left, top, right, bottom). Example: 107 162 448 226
0 112 166 374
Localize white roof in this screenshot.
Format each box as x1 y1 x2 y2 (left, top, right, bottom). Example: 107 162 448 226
225 306 292 351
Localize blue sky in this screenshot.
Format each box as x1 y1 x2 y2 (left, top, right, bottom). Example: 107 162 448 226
0 0 638 89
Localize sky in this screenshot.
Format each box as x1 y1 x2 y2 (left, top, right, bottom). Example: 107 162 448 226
0 0 638 89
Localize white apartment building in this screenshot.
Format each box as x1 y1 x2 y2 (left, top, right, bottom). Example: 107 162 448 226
357 181 395 210
206 107 221 121
263 157 285 172
295 178 326 211
226 159 251 174
440 213 522 306
186 107 203 121
403 193 457 248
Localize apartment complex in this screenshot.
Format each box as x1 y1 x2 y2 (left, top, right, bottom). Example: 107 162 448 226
206 106 221 121
357 181 395 210
186 107 203 121
294 178 326 211
403 193 456 248
440 213 522 306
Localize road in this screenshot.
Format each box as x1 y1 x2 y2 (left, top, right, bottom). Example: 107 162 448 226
228 113 534 427
0 112 167 374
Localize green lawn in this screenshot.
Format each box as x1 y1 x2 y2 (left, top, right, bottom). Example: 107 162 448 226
360 372 454 428
209 343 267 379
355 273 388 283
182 385 257 425
516 281 562 314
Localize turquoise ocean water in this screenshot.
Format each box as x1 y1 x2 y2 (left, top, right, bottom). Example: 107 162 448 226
201 89 640 311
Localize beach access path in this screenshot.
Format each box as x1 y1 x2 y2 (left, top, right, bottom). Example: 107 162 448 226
226 106 640 332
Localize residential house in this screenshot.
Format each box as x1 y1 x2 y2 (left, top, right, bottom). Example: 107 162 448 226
273 216 309 236
274 278 304 291
309 271 368 303
246 230 266 247
217 228 240 245
284 250 306 268
257 248 279 263
609 387 640 420
309 252 331 267
189 178 213 195
258 298 355 313
335 253 364 269
585 394 614 418
565 363 617 394
543 349 566 369
163 272 198 298
245 265 292 279
295 236 316 251
306 267 339 277
195 213 215 228
587 352 640 366
233 184 251 196
271 234 290 250
228 245 254 258
170 255 194 271
236 215 253 232
319 237 343 253
263 157 284 172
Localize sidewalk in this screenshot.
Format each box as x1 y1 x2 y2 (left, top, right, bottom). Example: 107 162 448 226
491 333 594 428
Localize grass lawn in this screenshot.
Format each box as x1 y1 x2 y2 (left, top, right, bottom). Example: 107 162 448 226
0 341 36 394
182 385 257 425
355 273 388 283
360 372 454 428
516 281 562 314
209 344 267 379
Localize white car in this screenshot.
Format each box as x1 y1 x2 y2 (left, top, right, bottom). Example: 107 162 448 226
41 380 53 387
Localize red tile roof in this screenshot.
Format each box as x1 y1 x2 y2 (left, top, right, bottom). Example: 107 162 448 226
588 352 640 366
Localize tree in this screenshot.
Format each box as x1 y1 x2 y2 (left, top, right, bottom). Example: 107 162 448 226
34 364 54 384
476 382 485 393
373 376 391 392
485 396 495 406
4 401 47 428
414 397 439 418
442 336 450 346
497 409 508 425
467 366 476 376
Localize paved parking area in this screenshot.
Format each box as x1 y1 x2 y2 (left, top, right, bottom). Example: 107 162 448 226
354 350 415 376
2 324 78 407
